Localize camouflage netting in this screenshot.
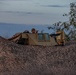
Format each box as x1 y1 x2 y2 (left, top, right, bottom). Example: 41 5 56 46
0 36 76 75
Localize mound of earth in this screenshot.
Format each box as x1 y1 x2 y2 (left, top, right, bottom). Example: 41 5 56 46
0 36 76 75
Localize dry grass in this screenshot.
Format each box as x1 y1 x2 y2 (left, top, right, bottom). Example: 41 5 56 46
0 36 76 75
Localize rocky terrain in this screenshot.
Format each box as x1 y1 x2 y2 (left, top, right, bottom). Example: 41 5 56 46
0 36 76 75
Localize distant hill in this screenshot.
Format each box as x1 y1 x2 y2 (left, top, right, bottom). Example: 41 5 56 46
0 23 53 38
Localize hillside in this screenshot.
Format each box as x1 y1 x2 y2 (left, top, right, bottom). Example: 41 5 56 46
0 36 76 75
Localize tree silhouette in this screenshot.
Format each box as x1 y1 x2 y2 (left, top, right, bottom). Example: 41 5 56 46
48 2 76 40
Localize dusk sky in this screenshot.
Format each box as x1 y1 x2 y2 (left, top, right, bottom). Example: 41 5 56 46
0 0 76 25
0 0 76 37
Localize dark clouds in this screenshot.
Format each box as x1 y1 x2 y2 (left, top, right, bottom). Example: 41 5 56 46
41 5 67 7
0 0 27 1
0 0 72 25
0 11 44 15
0 0 31 1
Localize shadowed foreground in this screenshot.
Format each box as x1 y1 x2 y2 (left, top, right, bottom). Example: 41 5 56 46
0 36 76 75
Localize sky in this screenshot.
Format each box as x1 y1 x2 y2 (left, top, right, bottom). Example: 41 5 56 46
0 0 76 37
0 0 76 25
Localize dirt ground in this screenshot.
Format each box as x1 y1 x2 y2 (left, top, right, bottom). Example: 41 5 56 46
0 36 76 75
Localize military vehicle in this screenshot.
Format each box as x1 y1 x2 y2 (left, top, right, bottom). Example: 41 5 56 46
8 28 65 46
